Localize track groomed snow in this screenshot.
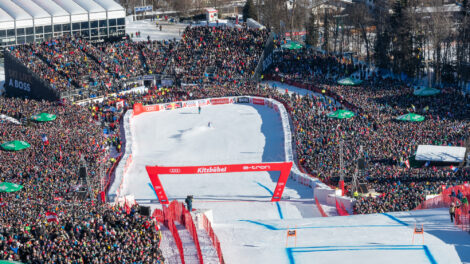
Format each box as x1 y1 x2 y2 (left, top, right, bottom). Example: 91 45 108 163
120 102 467 264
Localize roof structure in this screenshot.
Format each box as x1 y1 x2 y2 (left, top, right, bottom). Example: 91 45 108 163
0 0 125 30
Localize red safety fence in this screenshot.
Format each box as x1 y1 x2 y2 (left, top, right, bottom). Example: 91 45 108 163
415 184 470 232
153 206 186 264
314 195 328 217
340 201 349 215
184 208 204 264
202 214 225 264
152 201 205 264
335 200 349 216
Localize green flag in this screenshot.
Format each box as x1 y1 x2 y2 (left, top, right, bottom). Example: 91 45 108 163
396 113 425 122
0 182 24 192
31 113 57 122
1 141 31 151
327 110 355 119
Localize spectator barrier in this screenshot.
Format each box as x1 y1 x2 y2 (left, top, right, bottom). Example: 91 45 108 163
152 201 205 264
202 214 226 264
315 196 328 217
264 74 361 112
415 184 470 231
335 200 350 216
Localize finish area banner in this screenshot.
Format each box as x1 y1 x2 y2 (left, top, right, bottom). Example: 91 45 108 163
146 162 293 204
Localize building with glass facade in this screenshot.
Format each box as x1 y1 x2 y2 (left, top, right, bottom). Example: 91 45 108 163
0 0 126 49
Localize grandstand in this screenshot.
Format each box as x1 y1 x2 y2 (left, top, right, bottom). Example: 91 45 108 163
0 0 125 49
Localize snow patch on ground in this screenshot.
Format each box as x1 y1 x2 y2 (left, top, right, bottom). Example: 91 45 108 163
120 101 469 263
126 18 186 41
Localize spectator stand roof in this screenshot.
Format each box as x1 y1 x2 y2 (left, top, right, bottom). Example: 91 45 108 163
415 145 467 163
0 8 15 30
0 0 125 29
31 0 70 24
12 0 51 26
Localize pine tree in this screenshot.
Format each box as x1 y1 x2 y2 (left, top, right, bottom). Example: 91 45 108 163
306 13 319 47
243 0 258 22
389 0 415 76
322 10 330 52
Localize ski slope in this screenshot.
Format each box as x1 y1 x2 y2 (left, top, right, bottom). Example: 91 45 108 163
121 103 319 221
120 101 467 264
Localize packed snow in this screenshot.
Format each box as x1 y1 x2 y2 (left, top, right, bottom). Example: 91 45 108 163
126 17 186 41
120 101 469 263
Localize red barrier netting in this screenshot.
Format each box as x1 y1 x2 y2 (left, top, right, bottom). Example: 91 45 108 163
415 184 470 232
152 201 205 264
335 200 349 216
153 206 186 264
314 196 328 217
202 214 226 264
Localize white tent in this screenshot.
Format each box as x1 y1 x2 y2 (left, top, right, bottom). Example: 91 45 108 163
415 145 467 163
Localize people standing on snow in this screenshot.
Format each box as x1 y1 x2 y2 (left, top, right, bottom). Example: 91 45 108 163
185 195 193 212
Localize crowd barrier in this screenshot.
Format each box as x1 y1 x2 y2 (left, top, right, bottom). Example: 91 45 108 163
202 214 225 264
152 201 205 264
264 74 361 112
335 200 350 216
315 196 328 217
415 184 470 232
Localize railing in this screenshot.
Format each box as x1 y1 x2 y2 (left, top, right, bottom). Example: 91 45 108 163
152 201 206 264
202 214 225 264
335 200 349 216
315 196 328 217
415 184 470 232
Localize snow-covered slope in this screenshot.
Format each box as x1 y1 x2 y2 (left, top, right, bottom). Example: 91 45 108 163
119 101 469 263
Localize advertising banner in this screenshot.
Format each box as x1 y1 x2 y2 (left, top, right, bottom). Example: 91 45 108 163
198 99 210 107
144 105 160 112
210 98 230 105
252 98 265 105
237 97 250 103
266 100 273 108
4 51 60 101
161 79 174 87
146 162 293 204
165 102 182 110
183 100 198 108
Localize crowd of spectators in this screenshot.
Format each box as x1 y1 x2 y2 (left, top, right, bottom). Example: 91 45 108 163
7 25 269 101
1 24 469 263
0 97 164 263
266 48 470 213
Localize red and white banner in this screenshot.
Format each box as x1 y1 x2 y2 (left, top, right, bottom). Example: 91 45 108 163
46 212 59 223
252 98 265 105
198 99 211 107
183 100 198 108
285 31 307 37
146 162 293 204
144 105 160 112
210 98 231 105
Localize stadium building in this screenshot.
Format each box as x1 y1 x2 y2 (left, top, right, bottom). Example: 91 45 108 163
0 0 126 49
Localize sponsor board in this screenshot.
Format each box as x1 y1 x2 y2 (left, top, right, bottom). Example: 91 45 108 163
266 100 273 108
252 98 265 105
210 98 230 105
273 104 280 112
169 168 181 173
144 105 160 112
198 99 210 106
164 102 182 110
183 100 198 108
237 97 250 103
197 166 228 173
242 165 271 170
